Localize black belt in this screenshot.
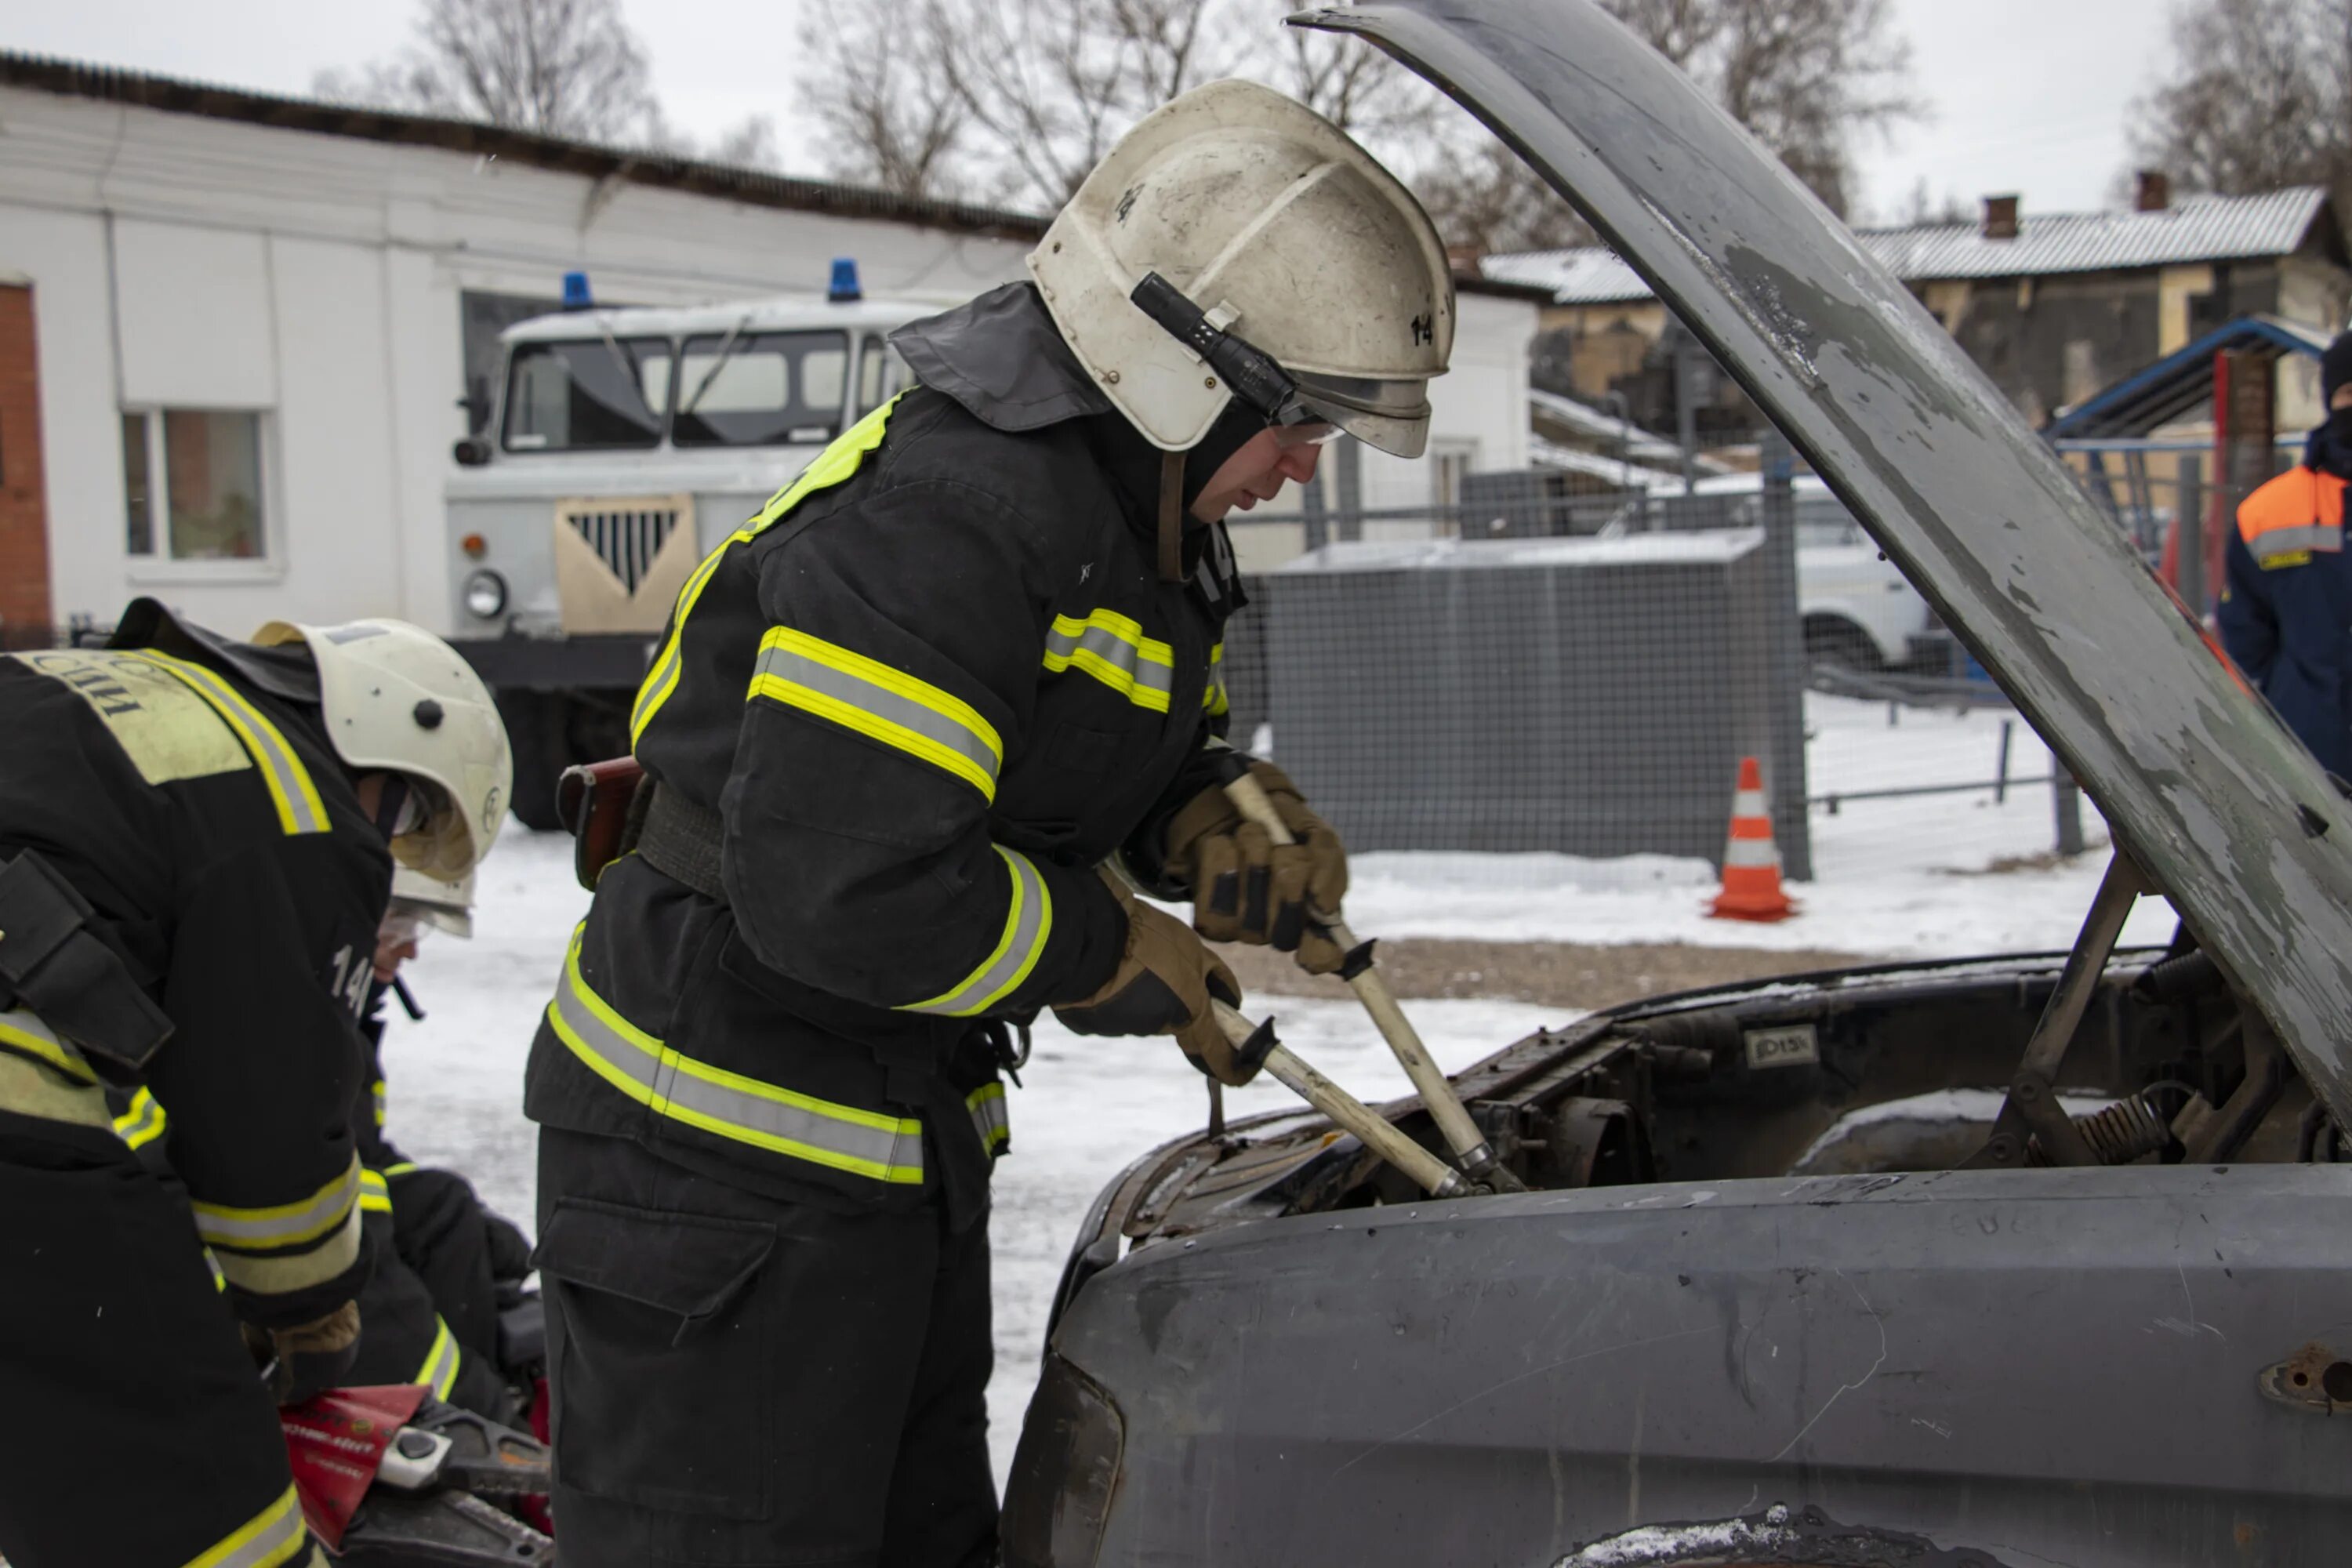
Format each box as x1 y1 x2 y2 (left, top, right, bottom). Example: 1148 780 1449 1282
635 786 728 904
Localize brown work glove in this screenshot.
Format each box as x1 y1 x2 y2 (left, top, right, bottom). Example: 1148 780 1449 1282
1054 871 1260 1085
1165 762 1349 974
242 1300 361 1404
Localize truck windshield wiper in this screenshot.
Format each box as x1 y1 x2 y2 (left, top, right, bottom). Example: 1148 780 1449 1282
680 314 755 419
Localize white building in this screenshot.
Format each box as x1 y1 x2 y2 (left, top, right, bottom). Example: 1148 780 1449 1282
0 51 1536 640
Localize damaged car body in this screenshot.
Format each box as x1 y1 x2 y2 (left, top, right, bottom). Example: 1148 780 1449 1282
1002 2 2352 1565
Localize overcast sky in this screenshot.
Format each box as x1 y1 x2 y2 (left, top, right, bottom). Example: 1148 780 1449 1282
7 0 2175 224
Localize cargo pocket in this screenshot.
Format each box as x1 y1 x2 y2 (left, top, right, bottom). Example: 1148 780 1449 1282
533 1197 777 1518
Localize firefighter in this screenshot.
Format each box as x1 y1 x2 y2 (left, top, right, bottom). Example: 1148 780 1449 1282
346 869 534 1420
0 601 510 1568
523 81 1451 1566
2219 330 2352 776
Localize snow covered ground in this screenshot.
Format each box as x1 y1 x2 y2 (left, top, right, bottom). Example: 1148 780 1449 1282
382 689 2171 1484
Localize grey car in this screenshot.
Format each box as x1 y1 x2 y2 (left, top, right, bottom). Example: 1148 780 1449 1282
999 3 2352 1565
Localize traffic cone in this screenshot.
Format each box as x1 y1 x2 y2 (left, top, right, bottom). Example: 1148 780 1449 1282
1709 756 1795 922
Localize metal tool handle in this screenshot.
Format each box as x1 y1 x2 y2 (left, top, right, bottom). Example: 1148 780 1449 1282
1222 772 1515 1188
1214 1001 1467 1198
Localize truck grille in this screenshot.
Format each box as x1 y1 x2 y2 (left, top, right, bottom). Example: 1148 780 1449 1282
568 506 678 593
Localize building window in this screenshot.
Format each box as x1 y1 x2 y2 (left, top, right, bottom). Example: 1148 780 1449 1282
121 410 268 561
1432 440 1477 535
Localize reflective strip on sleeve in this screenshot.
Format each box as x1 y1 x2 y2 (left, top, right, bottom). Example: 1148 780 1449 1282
371 1079 387 1129
0 1007 97 1084
191 1156 362 1253
748 626 1004 800
1203 641 1229 716
182 1481 310 1568
358 1167 393 1215
113 1086 168 1149
1044 609 1175 713
901 848 1052 1018
212 1203 364 1297
205 1249 227 1292
2249 523 2341 563
967 1081 1010 1154
415 1317 461 1401
382 1160 419 1178
546 929 925 1184
124 651 330 835
631 394 905 746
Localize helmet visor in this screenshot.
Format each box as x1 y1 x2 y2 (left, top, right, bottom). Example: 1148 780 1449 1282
1285 372 1434 459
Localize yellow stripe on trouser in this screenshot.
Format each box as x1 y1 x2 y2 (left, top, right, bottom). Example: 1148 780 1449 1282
122 650 331 835
545 929 927 1184
416 1316 461 1401
182 1481 310 1568
1042 608 1176 713
747 626 1004 800
902 848 1053 1017
631 394 905 745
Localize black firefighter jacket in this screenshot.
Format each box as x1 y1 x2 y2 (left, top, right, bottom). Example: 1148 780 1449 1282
524 283 1249 1226
0 601 388 1327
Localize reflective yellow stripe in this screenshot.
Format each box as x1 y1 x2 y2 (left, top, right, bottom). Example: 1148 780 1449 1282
206 1249 227 1293
191 1156 361 1252
416 1317 461 1401
182 1481 308 1568
902 848 1053 1017
748 627 1004 800
371 1078 387 1129
1043 608 1175 713
212 1204 363 1297
113 1086 168 1149
1204 641 1229 716
0 1007 97 1084
631 394 905 746
125 651 330 835
358 1167 393 1215
382 1160 419 1178
967 1080 1010 1153
546 929 925 1184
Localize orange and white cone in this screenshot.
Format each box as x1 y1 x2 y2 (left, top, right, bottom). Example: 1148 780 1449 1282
1708 756 1795 922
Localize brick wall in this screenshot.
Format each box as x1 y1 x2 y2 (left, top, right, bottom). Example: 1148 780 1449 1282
0 285 52 647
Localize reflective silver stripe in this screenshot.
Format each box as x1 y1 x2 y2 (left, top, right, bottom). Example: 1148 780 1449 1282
126 651 331 835
1723 837 1780 869
902 848 1053 1017
750 628 1003 800
967 1082 1010 1152
1044 612 1175 713
416 1317 461 1400
2251 524 2342 560
212 1204 363 1296
186 1481 309 1568
358 1167 393 1214
191 1156 362 1251
547 933 926 1184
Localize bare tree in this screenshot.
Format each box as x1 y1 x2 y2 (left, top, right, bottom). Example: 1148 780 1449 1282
2129 0 2352 205
314 0 659 145
1413 138 1594 256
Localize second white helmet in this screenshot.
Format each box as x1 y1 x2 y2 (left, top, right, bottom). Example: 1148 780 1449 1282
1028 79 1455 458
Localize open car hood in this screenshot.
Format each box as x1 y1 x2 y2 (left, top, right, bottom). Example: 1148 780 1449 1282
1296 0 2352 1126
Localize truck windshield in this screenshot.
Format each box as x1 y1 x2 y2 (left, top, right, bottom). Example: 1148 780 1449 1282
503 337 672 452
673 331 849 448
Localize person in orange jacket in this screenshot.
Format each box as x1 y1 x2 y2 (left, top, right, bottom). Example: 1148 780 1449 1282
2220 330 2352 777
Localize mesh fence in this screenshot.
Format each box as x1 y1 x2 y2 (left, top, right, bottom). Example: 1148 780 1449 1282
1213 442 2169 931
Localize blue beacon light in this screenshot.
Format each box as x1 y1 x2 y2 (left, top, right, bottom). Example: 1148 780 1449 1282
828 257 862 303
561 270 593 310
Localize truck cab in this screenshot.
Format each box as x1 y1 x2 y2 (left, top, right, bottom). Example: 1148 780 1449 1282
445 275 924 827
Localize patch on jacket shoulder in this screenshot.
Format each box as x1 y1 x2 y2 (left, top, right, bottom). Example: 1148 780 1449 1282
2261 550 2314 570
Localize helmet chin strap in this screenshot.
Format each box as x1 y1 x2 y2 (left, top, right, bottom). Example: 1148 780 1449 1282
1158 452 1187 583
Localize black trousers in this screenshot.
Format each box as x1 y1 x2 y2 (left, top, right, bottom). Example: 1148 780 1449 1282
534 1127 996 1568
0 1112 315 1568
348 1207 510 1419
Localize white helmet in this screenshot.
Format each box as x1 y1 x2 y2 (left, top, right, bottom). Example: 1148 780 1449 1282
390 865 475 940
1028 78 1454 458
252 618 512 884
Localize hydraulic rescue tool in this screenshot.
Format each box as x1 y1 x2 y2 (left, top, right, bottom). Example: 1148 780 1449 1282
1221 770 1523 1192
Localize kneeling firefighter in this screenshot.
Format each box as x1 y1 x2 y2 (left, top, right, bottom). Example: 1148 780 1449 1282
524 80 1454 1566
0 602 510 1568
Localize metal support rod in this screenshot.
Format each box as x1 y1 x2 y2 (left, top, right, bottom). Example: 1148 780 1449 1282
1214 1001 1467 1199
1223 771 1520 1190
1994 720 2014 805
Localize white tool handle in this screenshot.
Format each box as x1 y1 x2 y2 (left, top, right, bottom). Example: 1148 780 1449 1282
1213 1000 1466 1198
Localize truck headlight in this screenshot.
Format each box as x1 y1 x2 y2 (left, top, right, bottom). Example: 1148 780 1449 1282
463 570 508 619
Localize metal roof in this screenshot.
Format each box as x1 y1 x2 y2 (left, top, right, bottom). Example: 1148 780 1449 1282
1486 186 2337 304
0 49 1050 241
